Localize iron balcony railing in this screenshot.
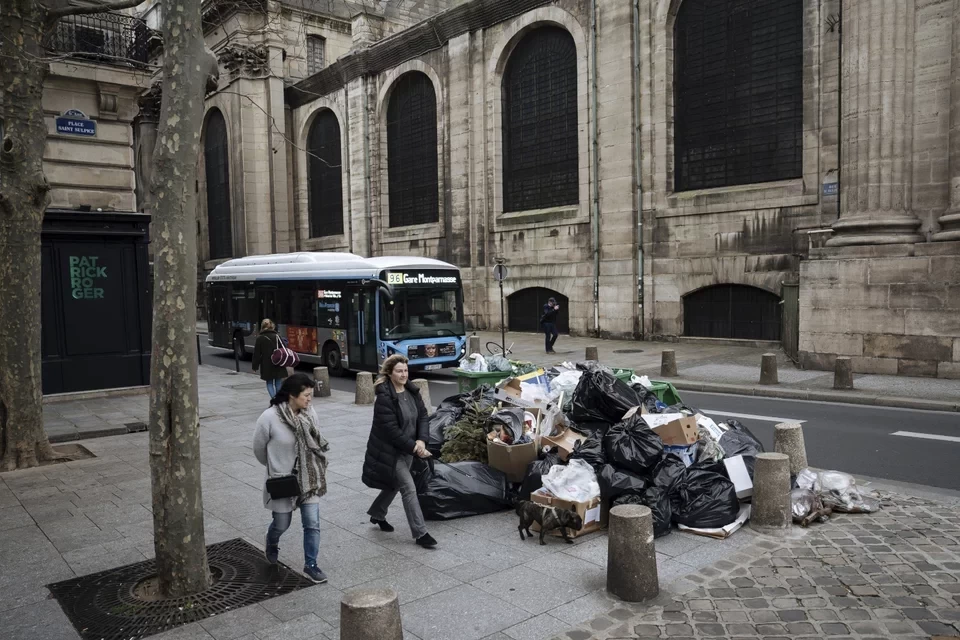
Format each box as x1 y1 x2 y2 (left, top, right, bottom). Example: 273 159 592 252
46 12 156 66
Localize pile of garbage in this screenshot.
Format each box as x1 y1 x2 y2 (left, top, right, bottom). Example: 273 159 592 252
415 357 880 540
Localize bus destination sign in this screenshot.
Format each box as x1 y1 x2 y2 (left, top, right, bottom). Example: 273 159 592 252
387 272 458 285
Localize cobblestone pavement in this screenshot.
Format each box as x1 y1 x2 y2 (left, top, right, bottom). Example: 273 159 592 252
553 492 960 640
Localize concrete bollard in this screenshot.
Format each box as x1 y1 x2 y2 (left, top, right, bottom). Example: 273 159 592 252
313 366 331 398
773 422 808 475
606 504 659 602
751 453 792 534
759 353 778 385
834 356 854 390
340 588 403 640
468 335 480 356
660 350 678 377
355 371 375 405
585 345 599 361
410 379 432 413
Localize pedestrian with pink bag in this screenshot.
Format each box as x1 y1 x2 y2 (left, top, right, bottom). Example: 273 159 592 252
252 319 299 398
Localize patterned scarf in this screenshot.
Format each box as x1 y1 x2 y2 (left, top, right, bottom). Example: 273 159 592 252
276 403 329 505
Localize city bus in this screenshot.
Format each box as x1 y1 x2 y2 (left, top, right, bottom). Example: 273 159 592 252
205 252 467 375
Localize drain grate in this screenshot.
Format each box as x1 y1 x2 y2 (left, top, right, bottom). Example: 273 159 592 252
612 349 645 354
48 538 314 640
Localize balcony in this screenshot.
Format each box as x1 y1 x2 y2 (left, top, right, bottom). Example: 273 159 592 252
46 12 157 67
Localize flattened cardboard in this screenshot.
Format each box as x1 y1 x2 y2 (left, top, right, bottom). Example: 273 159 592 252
651 416 699 446
486 440 537 483
723 454 754 499
541 428 585 461
530 488 605 538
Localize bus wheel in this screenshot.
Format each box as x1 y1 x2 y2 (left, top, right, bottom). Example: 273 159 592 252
323 344 344 377
233 334 248 361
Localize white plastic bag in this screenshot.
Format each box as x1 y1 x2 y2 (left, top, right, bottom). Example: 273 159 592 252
815 470 880 513
548 370 582 404
520 381 551 404
630 374 653 389
542 458 601 502
459 353 488 372
796 468 818 491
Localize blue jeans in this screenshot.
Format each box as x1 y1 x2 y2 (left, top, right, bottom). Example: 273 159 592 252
543 323 559 352
266 503 320 569
266 378 284 398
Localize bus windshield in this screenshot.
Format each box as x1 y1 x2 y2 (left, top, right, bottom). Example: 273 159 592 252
381 288 465 340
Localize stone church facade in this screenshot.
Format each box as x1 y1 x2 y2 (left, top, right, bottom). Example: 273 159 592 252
172 0 960 378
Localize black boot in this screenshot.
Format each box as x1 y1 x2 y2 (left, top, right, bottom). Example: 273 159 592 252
370 517 394 532
416 533 438 548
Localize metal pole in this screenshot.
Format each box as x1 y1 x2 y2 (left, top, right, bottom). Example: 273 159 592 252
196 333 202 366
499 279 506 356
234 340 240 373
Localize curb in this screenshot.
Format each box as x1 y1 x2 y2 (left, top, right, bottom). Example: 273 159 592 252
43 385 150 405
667 379 960 413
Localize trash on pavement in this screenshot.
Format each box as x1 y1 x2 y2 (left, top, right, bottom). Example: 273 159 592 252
670 468 741 529
663 443 699 467
459 353 488 372
717 419 765 478
531 487 605 538
613 487 672 538
519 451 561 500
723 454 754 499
679 504 751 539
416 460 513 520
542 458 601 503
602 414 664 474
597 463 650 500
815 470 881 513
485 354 513 372
566 430 606 470
541 427 587 461
570 369 641 425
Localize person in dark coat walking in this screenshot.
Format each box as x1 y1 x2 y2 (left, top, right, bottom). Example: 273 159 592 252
361 354 437 548
541 297 560 354
252 319 288 398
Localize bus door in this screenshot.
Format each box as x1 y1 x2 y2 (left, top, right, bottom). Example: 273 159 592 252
346 286 378 371
256 287 278 328
208 285 230 346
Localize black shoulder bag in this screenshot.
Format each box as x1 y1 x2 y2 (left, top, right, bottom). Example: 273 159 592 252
266 460 301 500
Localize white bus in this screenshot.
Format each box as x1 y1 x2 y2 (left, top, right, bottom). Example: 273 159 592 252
205 252 467 375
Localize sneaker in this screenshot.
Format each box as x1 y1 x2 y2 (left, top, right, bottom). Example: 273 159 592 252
370 517 395 532
303 565 328 584
416 533 438 548
265 537 278 565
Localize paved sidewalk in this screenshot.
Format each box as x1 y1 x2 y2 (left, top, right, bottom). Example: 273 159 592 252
467 331 960 411
3 365 753 640
553 490 960 640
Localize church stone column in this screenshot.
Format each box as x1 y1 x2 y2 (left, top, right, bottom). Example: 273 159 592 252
933 0 960 240
828 0 923 246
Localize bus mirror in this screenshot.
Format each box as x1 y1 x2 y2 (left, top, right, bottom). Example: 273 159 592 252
362 278 394 301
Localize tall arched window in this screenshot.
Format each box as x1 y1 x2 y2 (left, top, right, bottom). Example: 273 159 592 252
674 0 803 191
307 110 343 237
502 26 578 212
386 71 439 227
203 109 232 260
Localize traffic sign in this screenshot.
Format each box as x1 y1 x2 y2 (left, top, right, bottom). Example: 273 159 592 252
493 264 508 282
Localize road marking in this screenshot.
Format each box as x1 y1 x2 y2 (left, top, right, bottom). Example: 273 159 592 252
702 409 806 424
891 431 960 443
430 380 457 385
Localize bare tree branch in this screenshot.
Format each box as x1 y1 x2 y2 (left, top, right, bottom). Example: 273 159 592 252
44 0 148 20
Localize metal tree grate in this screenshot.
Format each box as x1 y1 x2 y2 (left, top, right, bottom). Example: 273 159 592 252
48 538 314 640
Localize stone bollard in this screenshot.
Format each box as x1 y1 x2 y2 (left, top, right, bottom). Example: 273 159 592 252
773 423 808 475
355 371 375 405
468 335 480 356
585 345 599 361
313 366 331 398
606 504 659 602
660 350 677 377
834 356 854 390
759 353 778 385
340 588 403 640
751 453 792 534
410 379 432 413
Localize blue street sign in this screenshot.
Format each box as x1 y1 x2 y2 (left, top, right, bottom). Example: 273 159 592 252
822 182 838 196
56 109 96 137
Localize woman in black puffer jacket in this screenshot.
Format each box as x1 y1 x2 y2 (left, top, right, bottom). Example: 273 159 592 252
361 354 437 548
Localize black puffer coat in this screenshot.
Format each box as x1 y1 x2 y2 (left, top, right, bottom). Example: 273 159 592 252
361 381 429 492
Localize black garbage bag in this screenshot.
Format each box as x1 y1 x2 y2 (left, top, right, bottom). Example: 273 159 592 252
613 487 672 538
567 431 606 471
567 420 612 437
670 469 740 529
489 408 525 444
416 460 514 520
634 390 665 414
718 419 765 478
650 453 687 493
427 407 461 455
570 370 641 425
598 464 649 500
519 452 561 500
575 361 614 374
602 415 664 474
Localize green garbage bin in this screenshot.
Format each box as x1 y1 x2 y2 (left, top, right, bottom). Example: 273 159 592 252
612 368 634 383
453 369 512 394
647 380 682 406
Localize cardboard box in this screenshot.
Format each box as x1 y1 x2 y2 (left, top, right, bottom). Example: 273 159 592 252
486 439 537 483
530 488 606 538
649 415 699 446
494 370 551 409
540 428 585 461
723 454 754 499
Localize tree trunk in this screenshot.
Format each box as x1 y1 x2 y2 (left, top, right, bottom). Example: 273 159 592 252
148 1 219 597
0 0 58 471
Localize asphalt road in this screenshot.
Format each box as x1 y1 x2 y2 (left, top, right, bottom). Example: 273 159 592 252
199 339 960 492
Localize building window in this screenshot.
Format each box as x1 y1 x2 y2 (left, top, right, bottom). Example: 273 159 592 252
307 35 325 75
204 109 232 260
683 284 781 340
502 26 578 213
674 0 803 191
307 110 343 237
386 71 439 227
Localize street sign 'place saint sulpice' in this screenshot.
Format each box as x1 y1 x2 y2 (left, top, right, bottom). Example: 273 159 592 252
56 109 97 137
